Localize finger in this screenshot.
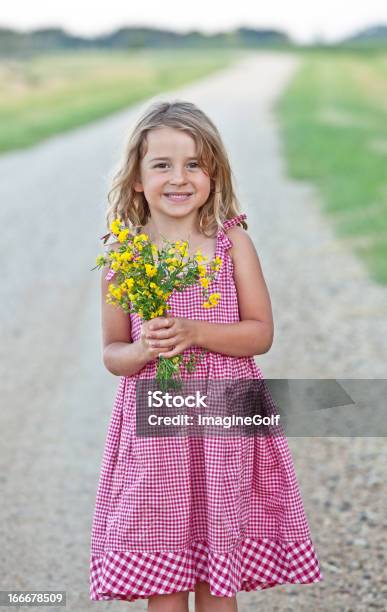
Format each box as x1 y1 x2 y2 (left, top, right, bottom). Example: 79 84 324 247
148 317 173 332
161 316 174 328
147 318 175 336
149 337 176 349
158 346 181 359
147 327 175 340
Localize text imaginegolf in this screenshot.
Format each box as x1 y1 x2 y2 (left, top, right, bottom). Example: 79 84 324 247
147 414 281 429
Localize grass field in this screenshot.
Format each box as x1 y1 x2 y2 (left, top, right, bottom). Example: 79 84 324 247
276 50 387 284
0 48 242 154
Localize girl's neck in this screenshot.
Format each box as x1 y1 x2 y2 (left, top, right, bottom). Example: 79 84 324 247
142 216 217 259
143 217 202 244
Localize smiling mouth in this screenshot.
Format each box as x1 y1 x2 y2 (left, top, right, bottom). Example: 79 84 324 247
164 193 193 202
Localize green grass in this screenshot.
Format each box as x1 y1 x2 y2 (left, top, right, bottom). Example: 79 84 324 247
276 50 387 284
0 48 243 154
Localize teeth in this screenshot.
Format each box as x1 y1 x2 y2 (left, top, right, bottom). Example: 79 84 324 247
165 193 192 200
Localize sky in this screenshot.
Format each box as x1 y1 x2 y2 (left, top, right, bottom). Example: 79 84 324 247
1 0 387 44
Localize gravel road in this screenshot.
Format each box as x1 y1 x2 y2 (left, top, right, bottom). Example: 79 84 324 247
0 51 386 611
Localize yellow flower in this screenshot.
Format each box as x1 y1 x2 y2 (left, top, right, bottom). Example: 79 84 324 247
202 292 221 309
111 260 121 271
208 292 220 305
210 256 222 271
111 287 123 300
110 218 121 235
166 257 180 267
96 254 105 266
134 233 148 244
145 263 157 277
126 278 134 290
197 264 207 277
151 244 158 256
120 251 133 262
167 247 176 255
118 229 129 243
106 294 119 306
168 265 176 272
178 242 188 257
199 277 210 289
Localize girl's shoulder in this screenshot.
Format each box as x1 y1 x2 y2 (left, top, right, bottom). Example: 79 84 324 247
227 225 256 266
226 223 250 243
218 212 253 261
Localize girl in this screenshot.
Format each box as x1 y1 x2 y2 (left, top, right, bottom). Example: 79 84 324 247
89 100 323 611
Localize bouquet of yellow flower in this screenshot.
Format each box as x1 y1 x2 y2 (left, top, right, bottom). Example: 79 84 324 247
92 217 222 391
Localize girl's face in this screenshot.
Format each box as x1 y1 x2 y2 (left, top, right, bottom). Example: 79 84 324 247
134 127 211 220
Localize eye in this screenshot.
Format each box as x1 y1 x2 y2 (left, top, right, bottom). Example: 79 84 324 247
153 161 199 169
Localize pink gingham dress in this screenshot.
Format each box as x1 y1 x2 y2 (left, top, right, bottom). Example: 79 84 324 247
89 212 323 602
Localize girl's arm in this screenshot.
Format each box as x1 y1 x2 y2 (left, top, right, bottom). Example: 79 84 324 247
193 226 274 357
101 261 146 377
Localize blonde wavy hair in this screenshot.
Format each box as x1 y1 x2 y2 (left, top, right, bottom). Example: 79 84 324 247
105 99 247 236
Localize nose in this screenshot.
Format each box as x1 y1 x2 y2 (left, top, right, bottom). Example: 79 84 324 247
169 165 188 184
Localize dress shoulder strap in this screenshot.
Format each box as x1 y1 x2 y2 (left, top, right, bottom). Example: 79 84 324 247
222 212 248 231
217 212 248 254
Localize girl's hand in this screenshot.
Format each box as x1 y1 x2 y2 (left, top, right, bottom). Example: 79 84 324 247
144 315 198 359
139 318 173 363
